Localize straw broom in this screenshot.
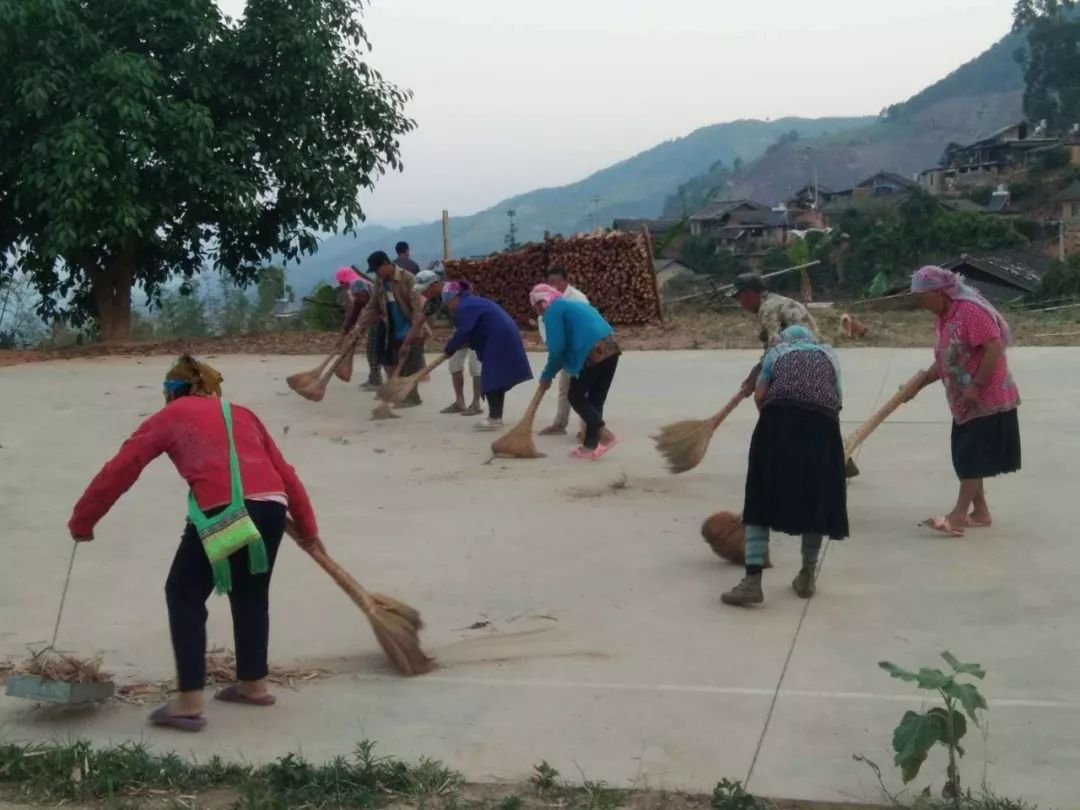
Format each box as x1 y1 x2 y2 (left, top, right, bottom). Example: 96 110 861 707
371 356 407 420
653 390 745 474
287 333 359 402
285 519 434 676
843 371 925 478
333 340 356 383
375 354 448 405
490 385 548 459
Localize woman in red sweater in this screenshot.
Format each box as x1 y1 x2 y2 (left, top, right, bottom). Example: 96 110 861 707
68 355 321 731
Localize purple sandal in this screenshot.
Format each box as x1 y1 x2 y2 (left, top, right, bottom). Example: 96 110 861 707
148 704 206 732
214 684 277 706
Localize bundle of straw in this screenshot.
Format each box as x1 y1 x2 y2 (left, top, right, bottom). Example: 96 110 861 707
333 341 356 382
285 520 434 676
700 512 771 567
16 651 110 684
375 354 448 406
490 385 548 459
653 390 745 474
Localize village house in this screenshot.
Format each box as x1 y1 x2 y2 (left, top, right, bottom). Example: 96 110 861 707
919 120 1071 194
1062 181 1080 223
941 251 1053 303
687 199 790 255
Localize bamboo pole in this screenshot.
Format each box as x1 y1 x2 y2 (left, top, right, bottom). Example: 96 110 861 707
442 210 450 261
663 261 822 305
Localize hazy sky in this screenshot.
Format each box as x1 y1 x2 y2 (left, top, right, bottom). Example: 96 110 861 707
217 0 1016 224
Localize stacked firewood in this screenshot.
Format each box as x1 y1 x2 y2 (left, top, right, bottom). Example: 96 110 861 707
445 231 662 325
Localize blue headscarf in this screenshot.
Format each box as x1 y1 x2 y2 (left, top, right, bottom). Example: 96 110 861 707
759 325 841 395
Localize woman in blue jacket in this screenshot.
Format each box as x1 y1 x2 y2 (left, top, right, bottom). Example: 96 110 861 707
530 284 620 459
444 281 533 431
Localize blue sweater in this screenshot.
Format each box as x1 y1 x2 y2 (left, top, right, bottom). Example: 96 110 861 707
444 295 533 395
539 299 615 382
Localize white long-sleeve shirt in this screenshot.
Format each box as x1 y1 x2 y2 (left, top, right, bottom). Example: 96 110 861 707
538 285 589 344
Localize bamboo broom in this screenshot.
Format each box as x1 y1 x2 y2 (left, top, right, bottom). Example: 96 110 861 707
371 356 409 420
285 519 434 676
333 340 356 383
653 390 745 474
490 385 548 459
375 354 448 405
287 333 359 402
844 371 926 478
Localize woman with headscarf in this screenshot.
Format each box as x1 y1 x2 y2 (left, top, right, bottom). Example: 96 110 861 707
67 355 321 731
442 281 533 431
336 267 382 390
721 325 848 607
529 284 620 459
906 266 1021 537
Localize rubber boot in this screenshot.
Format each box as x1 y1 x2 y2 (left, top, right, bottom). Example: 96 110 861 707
792 568 816 599
721 573 763 606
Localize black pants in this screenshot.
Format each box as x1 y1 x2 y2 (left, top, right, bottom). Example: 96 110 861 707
486 388 507 420
568 354 619 449
165 500 286 692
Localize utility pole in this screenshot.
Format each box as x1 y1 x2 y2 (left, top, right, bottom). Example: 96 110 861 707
442 209 450 260
590 196 603 230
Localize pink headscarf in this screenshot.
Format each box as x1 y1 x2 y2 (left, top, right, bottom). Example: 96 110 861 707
529 283 562 309
910 265 1011 346
335 267 360 286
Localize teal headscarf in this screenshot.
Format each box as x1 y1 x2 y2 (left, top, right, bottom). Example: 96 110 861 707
759 325 842 395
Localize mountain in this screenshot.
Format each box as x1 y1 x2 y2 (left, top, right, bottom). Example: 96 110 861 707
285 116 871 292
710 30 1028 205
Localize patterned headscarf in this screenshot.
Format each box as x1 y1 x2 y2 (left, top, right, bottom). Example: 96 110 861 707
529 283 562 309
335 267 360 286
441 279 471 303
164 354 223 397
910 265 1011 346
759 325 842 395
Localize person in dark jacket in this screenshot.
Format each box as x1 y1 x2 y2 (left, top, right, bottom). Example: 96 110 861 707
442 281 533 431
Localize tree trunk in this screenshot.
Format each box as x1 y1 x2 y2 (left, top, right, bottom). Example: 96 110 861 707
91 248 134 342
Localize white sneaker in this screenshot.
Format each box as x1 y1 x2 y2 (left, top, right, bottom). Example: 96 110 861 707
473 419 503 432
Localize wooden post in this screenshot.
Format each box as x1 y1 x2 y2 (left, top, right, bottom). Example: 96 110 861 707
442 210 450 261
640 225 664 324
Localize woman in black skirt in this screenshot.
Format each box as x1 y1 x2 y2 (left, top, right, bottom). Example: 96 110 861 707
722 326 848 607
906 265 1021 537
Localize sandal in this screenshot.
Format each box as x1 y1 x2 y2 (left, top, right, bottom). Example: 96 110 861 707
571 447 594 459
538 425 568 436
214 685 276 706
440 403 464 414
460 403 483 416
591 437 620 459
922 516 964 537
148 704 206 732
965 515 992 528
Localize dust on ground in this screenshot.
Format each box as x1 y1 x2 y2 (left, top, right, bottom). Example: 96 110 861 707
3 306 1079 368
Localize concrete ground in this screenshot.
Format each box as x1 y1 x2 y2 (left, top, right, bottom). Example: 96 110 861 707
0 348 1077 806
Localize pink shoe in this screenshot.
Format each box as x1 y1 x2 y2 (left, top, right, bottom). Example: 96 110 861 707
592 437 619 459
571 447 593 459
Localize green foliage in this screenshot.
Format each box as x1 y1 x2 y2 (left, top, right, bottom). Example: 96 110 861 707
710 779 766 810
879 652 988 802
496 796 525 810
830 190 1028 295
0 738 462 807
1014 1 1080 130
1038 254 1080 298
0 0 413 339
1039 146 1071 171
153 282 212 339
0 273 46 348
531 760 561 791
300 283 345 331
680 237 752 281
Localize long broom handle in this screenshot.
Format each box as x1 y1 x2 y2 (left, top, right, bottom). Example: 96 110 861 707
283 518 377 613
708 391 747 431
521 384 548 423
843 371 926 458
316 332 362 387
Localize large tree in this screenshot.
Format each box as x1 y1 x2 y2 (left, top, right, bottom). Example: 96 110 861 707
0 0 412 340
1013 0 1080 130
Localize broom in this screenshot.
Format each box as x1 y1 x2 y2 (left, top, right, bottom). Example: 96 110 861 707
371 356 409 420
334 340 356 383
490 384 548 459
844 370 925 478
284 519 434 676
375 354 448 405
653 390 745 474
287 333 358 401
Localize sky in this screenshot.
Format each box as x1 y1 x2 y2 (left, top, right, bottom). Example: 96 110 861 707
216 0 1016 225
